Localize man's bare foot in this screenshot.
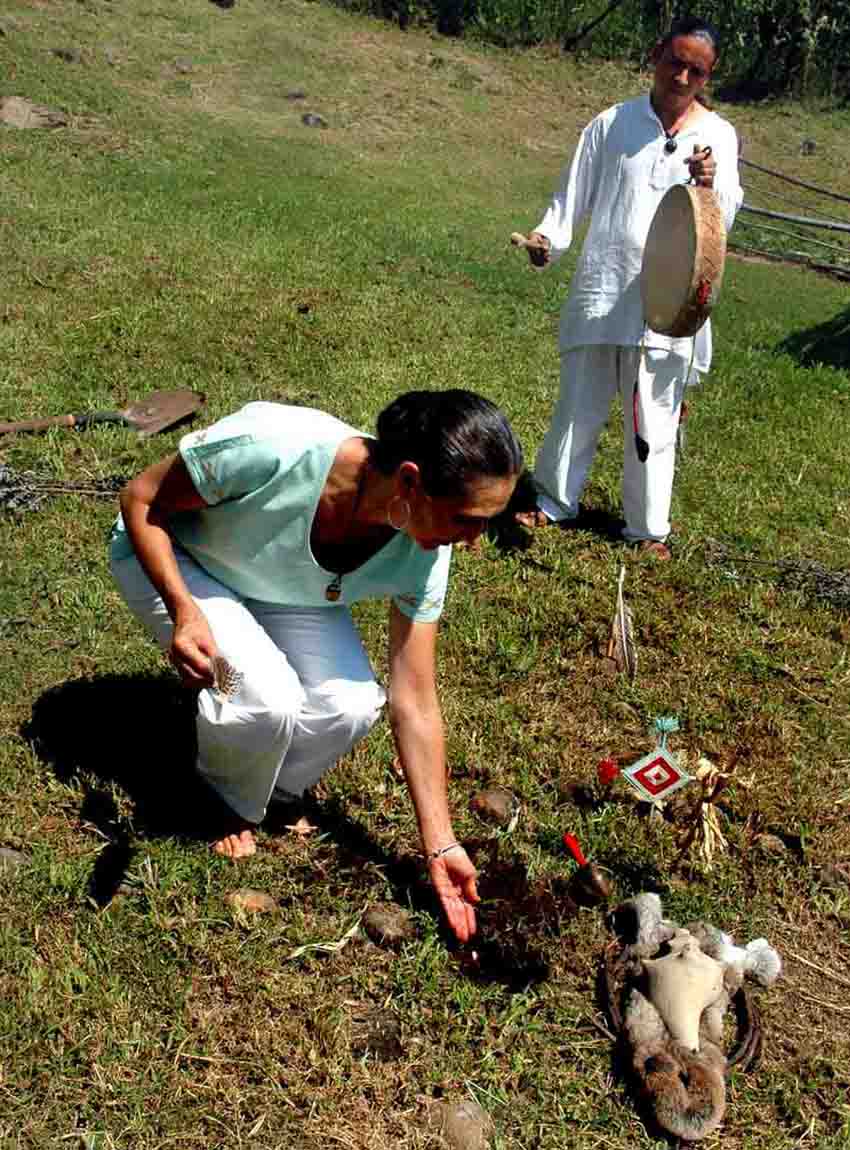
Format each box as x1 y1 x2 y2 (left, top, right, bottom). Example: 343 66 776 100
213 828 257 859
637 539 672 561
515 508 553 529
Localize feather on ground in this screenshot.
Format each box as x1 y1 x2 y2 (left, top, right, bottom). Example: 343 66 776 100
607 565 637 680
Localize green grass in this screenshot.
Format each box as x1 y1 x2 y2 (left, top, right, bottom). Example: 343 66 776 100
2 3 850 1148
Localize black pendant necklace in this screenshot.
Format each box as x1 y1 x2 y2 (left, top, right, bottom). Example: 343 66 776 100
664 130 678 154
324 462 370 603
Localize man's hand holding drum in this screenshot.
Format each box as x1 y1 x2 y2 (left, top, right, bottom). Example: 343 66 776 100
687 146 716 187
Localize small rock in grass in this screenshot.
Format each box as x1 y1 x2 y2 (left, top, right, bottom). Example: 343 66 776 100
0 96 67 129
226 888 277 913
557 780 596 809
350 1007 402 1061
434 1099 494 1150
0 847 29 876
362 903 415 947
174 58 193 74
819 862 850 890
469 787 516 825
52 47 79 63
286 89 307 101
755 833 789 857
301 112 327 128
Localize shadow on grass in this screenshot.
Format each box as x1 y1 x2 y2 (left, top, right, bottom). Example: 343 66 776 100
487 469 625 557
776 306 850 371
23 672 222 903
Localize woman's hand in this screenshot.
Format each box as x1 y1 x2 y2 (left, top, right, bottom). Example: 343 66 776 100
428 846 480 943
171 605 218 688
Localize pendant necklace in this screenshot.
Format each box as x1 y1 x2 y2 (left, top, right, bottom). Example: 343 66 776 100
664 129 678 154
324 462 370 603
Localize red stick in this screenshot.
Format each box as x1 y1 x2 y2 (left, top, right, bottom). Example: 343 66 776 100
563 833 588 867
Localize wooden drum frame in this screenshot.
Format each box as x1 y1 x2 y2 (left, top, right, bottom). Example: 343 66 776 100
640 184 727 339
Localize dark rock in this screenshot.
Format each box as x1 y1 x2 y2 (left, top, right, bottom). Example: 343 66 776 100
800 138 816 156
210 0 236 7
557 780 597 809
567 862 611 906
174 58 193 75
362 903 415 947
301 112 327 129
469 787 516 825
0 847 29 876
51 47 79 63
350 1008 402 1061
286 89 306 101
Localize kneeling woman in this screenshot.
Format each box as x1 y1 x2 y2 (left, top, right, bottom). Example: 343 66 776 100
110 390 522 942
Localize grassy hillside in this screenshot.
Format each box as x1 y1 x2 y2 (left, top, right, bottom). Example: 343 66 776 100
1 3 849 1148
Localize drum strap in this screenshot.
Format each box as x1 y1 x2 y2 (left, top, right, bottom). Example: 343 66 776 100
632 339 650 463
633 336 698 464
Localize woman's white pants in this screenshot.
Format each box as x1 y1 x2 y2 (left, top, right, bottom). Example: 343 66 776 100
111 549 386 824
533 345 689 542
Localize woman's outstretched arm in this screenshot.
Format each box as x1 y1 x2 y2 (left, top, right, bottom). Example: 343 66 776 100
388 603 479 943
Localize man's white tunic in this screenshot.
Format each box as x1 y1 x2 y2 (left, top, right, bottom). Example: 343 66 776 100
535 93 741 373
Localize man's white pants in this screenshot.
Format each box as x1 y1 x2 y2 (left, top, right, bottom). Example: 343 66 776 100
534 345 689 542
111 549 386 824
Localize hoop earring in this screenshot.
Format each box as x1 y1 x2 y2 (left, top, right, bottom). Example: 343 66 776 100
387 496 411 532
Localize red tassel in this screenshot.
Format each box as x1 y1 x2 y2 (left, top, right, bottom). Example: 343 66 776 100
563 833 587 867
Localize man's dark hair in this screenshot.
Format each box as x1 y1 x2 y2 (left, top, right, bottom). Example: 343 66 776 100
372 390 523 499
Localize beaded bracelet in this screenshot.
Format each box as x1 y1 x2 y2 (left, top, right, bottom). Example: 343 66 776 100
425 842 462 862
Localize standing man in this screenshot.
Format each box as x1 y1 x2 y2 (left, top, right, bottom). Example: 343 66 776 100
519 17 741 558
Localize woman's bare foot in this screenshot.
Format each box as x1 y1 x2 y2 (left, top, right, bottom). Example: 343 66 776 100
213 828 257 859
514 508 552 529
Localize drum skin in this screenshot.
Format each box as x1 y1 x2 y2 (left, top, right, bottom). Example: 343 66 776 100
641 184 727 339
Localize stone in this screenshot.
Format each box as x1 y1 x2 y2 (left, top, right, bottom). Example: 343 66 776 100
174 58 193 75
0 847 28 876
226 888 277 913
819 862 850 890
286 89 306 101
301 112 327 128
362 903 415 947
469 787 516 825
755 833 788 857
0 97 67 130
350 1008 402 1061
434 1100 494 1150
51 47 79 63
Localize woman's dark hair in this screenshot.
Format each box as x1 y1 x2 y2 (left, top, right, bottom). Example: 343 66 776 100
371 389 523 499
661 15 720 60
